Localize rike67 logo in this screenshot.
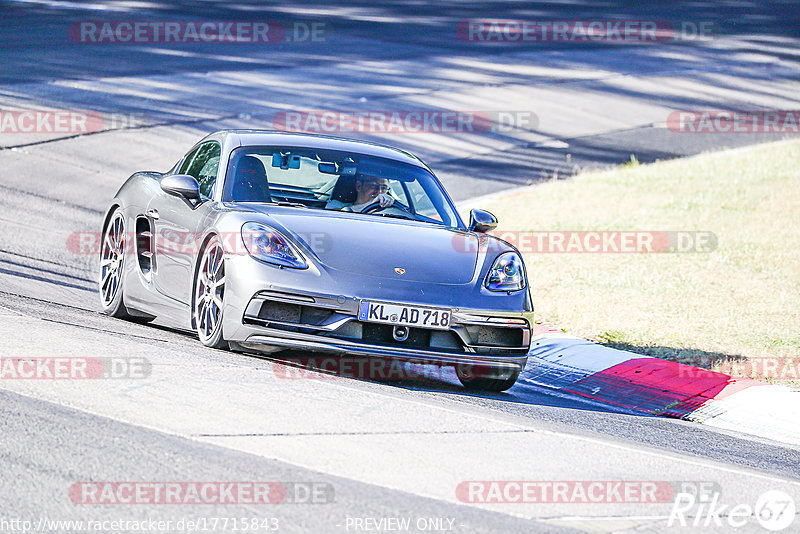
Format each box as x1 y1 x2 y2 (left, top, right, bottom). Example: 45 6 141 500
669 485 796 531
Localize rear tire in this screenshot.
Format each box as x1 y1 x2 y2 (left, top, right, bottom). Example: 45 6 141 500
456 364 520 392
194 237 229 350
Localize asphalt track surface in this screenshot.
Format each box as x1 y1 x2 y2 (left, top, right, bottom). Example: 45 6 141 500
1 1 800 532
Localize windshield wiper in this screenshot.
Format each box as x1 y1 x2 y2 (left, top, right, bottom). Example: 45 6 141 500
270 201 309 208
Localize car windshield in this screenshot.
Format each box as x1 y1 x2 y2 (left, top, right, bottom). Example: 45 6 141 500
222 146 463 228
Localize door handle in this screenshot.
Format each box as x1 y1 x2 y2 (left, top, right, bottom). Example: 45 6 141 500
146 209 159 220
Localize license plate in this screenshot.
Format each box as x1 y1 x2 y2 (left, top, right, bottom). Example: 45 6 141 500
358 301 451 330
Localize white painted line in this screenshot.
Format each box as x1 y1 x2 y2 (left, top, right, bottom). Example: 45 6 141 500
530 139 570 148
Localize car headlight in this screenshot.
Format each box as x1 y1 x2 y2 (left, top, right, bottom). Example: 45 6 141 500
485 252 526 292
241 222 307 269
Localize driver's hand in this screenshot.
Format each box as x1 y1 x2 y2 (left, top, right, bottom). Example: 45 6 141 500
375 193 394 208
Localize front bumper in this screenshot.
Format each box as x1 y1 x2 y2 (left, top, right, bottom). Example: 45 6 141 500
222 255 533 371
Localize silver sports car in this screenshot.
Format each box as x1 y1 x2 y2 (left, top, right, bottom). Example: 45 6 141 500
100 130 533 391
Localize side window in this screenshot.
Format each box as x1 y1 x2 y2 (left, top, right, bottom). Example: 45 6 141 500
405 179 442 221
180 142 221 199
387 180 408 206
196 155 220 199
178 147 200 175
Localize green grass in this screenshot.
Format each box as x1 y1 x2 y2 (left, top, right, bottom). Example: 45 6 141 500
462 140 800 383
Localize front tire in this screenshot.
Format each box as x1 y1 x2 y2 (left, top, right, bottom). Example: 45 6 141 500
456 364 520 392
194 238 229 349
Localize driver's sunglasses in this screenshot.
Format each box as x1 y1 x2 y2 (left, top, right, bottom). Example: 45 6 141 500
362 180 389 193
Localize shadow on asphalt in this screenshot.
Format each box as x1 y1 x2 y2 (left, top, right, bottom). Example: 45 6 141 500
599 341 751 369
3 0 799 188
254 350 632 414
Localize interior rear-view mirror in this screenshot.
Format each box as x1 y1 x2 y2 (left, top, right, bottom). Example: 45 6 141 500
272 153 301 169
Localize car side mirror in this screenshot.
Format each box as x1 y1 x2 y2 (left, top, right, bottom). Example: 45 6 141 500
468 209 498 233
161 174 201 203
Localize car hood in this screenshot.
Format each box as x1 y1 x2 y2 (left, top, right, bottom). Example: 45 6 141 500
240 206 480 284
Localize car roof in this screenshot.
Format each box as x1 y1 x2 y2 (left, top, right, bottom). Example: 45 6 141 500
205 130 428 169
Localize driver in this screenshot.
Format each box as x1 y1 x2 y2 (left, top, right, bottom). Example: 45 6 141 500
327 174 395 212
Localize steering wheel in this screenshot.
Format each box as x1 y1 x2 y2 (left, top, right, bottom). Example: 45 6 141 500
360 200 413 216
